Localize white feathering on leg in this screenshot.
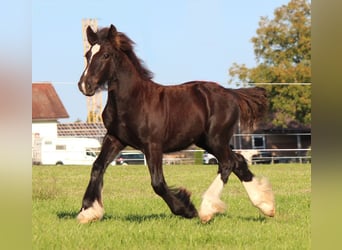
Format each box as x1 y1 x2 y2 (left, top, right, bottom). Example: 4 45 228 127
77 200 104 224
199 174 226 223
242 176 275 217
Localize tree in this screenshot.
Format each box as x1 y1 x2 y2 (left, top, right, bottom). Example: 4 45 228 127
228 0 311 128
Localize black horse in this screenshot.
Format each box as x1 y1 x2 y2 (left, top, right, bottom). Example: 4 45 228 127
77 24 275 223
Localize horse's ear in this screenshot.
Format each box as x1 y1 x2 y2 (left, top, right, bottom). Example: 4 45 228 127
108 24 118 41
86 26 97 46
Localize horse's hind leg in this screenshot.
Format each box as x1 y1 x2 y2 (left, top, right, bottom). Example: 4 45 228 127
199 145 233 223
77 134 125 223
198 173 227 223
233 153 275 217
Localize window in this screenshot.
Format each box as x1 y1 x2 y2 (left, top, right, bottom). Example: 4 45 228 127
86 151 96 157
252 135 266 149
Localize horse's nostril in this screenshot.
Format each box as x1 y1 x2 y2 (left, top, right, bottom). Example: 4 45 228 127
86 82 92 90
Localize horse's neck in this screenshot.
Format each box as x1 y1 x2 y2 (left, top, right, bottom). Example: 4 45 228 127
114 60 146 94
108 75 149 103
108 57 157 102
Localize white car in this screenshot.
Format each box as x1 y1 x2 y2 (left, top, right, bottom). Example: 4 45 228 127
203 149 260 165
203 151 218 165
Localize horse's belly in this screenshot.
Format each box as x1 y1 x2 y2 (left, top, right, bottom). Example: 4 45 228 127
162 128 202 153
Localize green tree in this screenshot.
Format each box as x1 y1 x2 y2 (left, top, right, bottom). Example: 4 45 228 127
229 0 311 128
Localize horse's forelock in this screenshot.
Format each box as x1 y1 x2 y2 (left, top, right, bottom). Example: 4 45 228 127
96 27 110 41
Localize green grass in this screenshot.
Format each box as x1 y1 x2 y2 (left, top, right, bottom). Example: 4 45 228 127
32 164 311 249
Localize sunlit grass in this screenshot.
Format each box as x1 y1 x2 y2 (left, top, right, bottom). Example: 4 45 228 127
32 164 310 249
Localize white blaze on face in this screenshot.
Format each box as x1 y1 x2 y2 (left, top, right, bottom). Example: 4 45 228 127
83 44 101 77
80 44 101 94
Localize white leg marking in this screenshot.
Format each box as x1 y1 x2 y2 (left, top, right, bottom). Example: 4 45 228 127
243 176 275 217
77 200 104 224
199 174 226 223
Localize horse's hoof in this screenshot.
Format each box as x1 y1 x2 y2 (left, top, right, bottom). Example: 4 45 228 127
198 197 226 223
258 202 275 217
199 213 213 224
77 200 104 224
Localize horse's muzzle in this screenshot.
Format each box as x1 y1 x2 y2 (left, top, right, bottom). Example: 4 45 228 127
78 80 95 96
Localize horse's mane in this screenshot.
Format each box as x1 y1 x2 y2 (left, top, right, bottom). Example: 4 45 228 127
117 33 154 81
97 27 154 81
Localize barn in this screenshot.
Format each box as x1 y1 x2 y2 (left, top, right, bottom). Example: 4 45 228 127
232 120 311 163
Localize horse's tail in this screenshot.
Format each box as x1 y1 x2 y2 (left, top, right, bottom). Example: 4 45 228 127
233 87 268 129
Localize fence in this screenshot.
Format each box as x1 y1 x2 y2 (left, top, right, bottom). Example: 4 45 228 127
247 148 311 164
162 132 311 165
32 133 311 165
162 148 311 165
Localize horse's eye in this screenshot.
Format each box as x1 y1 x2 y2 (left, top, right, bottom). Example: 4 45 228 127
103 53 110 59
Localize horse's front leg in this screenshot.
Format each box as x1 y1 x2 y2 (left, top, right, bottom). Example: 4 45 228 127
77 134 125 223
144 143 197 218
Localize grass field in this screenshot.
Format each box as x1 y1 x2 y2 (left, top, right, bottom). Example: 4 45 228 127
32 163 311 249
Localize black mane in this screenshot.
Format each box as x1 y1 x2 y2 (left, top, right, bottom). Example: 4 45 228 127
97 27 154 81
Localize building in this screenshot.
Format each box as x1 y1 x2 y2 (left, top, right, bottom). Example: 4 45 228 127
232 120 311 163
32 82 69 138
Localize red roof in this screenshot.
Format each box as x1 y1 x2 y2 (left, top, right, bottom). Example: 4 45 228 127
32 83 69 120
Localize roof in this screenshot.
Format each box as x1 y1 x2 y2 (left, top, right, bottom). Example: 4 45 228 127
57 122 106 138
32 83 69 120
253 120 311 134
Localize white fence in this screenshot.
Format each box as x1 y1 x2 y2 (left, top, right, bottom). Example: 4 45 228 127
32 133 311 165
161 148 311 165
247 148 311 164
161 132 311 165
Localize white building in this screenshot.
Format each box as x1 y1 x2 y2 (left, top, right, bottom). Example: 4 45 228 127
32 82 69 157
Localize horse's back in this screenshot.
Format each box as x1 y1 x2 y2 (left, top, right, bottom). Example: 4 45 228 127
161 80 240 132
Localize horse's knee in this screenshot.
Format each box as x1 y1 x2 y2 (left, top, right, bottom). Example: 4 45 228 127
219 166 232 184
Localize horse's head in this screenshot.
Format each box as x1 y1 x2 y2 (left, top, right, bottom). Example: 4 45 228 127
78 24 121 96
78 24 153 96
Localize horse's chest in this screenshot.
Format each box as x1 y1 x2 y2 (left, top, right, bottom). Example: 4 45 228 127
103 105 127 129
109 112 129 132
106 111 139 141
103 101 150 147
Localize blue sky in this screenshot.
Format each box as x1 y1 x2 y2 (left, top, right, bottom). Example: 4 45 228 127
32 0 289 122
